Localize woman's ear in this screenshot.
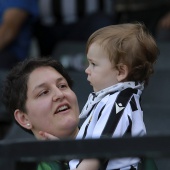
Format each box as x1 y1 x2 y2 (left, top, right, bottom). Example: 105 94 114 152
117 64 129 82
14 109 32 129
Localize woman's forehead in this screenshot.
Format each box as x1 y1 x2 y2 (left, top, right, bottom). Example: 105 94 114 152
27 67 64 88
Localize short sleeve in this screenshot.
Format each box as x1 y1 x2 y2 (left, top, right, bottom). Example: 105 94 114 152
3 0 39 17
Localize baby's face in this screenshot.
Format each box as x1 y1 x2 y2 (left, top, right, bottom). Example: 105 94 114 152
85 43 119 92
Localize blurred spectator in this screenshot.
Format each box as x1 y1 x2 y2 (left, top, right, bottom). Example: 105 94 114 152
156 11 170 41
34 0 116 57
0 0 39 140
0 0 39 69
114 0 170 38
158 12 170 28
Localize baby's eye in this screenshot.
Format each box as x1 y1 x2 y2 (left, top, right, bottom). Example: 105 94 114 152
91 62 96 66
87 60 95 66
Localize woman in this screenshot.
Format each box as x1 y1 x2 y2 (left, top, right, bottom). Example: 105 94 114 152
2 57 80 169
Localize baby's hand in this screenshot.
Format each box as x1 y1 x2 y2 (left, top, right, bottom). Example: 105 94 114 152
39 131 59 140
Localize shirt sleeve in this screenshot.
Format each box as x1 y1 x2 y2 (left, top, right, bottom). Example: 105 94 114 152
3 0 39 17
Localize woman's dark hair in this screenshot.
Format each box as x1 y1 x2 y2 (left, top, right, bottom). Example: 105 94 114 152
2 57 73 117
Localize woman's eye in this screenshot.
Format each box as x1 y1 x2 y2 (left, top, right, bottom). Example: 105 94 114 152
59 84 68 89
38 90 49 97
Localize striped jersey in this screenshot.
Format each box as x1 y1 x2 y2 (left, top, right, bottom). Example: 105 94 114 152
69 84 146 170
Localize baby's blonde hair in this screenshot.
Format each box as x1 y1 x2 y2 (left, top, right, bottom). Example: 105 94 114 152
86 22 159 86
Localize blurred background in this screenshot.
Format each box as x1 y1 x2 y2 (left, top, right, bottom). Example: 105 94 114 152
1 0 170 169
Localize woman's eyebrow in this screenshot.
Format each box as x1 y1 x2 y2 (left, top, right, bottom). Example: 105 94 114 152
56 77 64 82
33 83 46 93
32 77 64 92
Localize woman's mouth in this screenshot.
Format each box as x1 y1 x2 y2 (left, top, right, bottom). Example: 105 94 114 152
56 104 69 113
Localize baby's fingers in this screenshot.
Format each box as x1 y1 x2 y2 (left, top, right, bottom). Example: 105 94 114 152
39 131 59 140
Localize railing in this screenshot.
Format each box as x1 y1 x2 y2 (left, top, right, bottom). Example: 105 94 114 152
0 135 170 170
114 0 170 12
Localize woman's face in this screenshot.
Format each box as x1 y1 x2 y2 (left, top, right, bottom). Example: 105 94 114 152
24 66 80 139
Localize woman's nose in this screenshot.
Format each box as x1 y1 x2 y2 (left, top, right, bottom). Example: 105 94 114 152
52 88 64 101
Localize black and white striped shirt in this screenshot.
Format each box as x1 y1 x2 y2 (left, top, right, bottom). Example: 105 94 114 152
69 87 146 170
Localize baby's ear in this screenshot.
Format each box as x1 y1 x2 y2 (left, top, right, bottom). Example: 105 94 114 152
117 64 129 82
14 109 32 129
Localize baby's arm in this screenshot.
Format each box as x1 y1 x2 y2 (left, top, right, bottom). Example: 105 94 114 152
39 132 101 170
73 159 100 170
